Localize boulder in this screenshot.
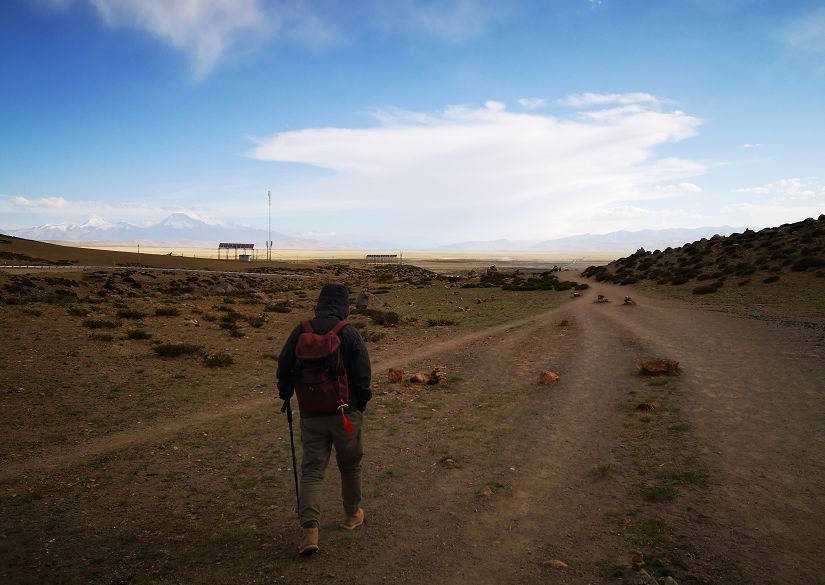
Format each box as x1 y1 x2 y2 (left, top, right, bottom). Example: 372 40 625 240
388 368 404 383
208 282 235 294
538 371 560 384
427 368 448 385
408 373 427 384
541 560 568 569
639 358 679 375
355 291 386 311
624 296 637 305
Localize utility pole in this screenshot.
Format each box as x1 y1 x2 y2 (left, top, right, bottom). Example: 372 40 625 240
267 189 272 261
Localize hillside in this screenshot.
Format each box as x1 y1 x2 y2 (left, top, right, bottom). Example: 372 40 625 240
582 215 825 289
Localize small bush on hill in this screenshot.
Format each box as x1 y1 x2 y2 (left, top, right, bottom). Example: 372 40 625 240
204 352 234 367
763 275 780 284
117 309 146 319
127 329 152 340
264 303 291 313
792 257 825 272
67 306 90 316
428 319 456 326
155 306 180 316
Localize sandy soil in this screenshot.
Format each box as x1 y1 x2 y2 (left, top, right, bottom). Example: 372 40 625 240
1 270 824 584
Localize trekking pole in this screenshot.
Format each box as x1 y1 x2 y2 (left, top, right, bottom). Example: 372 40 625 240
281 399 301 514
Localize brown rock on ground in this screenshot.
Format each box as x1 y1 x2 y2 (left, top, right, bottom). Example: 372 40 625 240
559 319 570 327
541 559 568 569
427 368 448 385
624 296 637 305
387 368 403 383
538 371 560 384
408 373 427 384
639 358 680 375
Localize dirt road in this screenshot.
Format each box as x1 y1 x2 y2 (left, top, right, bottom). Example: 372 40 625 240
282 282 825 585
3 282 824 584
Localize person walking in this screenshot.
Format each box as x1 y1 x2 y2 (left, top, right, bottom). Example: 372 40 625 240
277 283 372 555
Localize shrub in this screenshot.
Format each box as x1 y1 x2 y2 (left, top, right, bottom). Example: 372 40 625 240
153 342 201 357
21 308 42 316
83 318 119 329
264 303 291 313
246 315 266 328
117 309 146 319
763 275 780 284
88 333 114 342
670 277 690 286
692 284 720 295
362 309 400 327
127 329 152 340
204 352 234 367
792 257 825 272
428 319 456 326
68 306 90 316
155 306 180 316
229 328 245 338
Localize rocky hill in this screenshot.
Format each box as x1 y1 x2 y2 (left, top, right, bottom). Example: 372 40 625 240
582 215 825 294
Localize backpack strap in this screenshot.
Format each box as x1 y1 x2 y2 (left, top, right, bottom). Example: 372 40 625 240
330 319 348 335
301 320 313 333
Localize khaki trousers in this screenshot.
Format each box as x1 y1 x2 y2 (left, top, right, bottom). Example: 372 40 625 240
298 411 363 528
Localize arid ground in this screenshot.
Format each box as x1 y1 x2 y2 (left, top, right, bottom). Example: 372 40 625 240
1 236 824 585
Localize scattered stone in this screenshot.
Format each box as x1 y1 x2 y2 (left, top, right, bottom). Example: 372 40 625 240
559 319 570 327
183 319 199 327
541 559 568 569
441 457 459 469
208 282 235 294
486 265 499 276
635 402 659 411
355 291 386 311
538 371 560 384
427 368 448 385
388 368 404 384
623 296 637 305
639 358 680 375
480 486 494 497
595 294 610 303
408 373 427 384
572 291 582 297
623 554 660 585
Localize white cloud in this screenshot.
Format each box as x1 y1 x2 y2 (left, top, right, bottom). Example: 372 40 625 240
517 97 547 110
654 182 703 195
248 97 706 240
85 0 269 80
10 196 69 209
558 92 662 108
742 143 761 148
733 177 823 201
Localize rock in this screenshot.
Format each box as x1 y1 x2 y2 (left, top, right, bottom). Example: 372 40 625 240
622 569 660 585
624 296 637 305
538 371 560 384
355 291 386 311
595 294 610 303
664 578 679 585
639 358 679 375
427 368 448 385
541 559 568 569
572 291 582 297
208 282 235 294
408 373 427 384
635 402 659 411
183 319 199 327
559 319 570 327
388 368 404 383
480 486 493 497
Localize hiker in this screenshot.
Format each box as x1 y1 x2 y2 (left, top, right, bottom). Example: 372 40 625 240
277 283 372 555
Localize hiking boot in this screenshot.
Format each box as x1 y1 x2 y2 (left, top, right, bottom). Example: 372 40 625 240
340 507 364 530
298 527 319 555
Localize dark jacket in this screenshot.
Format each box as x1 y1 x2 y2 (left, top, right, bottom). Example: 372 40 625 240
277 283 372 414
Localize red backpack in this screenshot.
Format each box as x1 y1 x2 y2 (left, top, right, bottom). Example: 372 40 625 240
294 320 354 432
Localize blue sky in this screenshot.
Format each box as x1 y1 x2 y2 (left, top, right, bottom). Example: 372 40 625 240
1 0 823 246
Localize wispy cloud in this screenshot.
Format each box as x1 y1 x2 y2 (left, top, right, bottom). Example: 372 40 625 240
517 97 547 110
654 182 703 195
733 177 823 201
784 8 825 57
558 92 662 108
742 143 761 149
10 196 69 209
249 97 705 240
372 0 504 43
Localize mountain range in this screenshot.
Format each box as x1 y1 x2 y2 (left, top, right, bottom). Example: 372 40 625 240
2 214 744 253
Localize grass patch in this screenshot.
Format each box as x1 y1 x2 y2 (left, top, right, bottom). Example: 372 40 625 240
88 333 114 342
592 463 617 479
427 318 457 326
204 352 234 367
640 483 678 503
67 306 90 316
21 308 42 316
264 303 291 313
116 309 146 319
155 306 180 316
126 329 152 340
